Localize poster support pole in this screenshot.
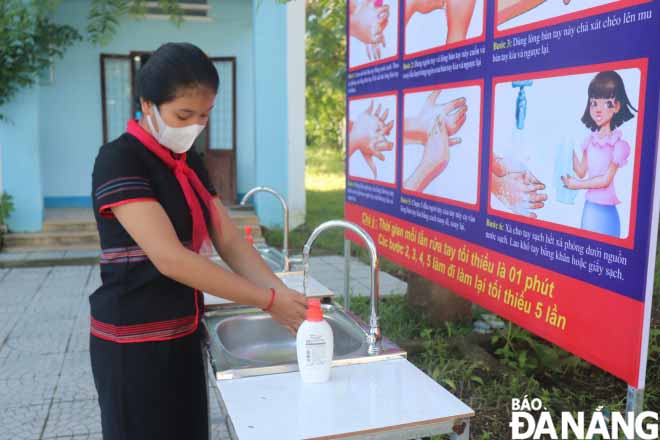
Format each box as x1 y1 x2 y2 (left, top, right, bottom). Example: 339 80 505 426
626 386 644 440
625 95 660 440
344 238 351 311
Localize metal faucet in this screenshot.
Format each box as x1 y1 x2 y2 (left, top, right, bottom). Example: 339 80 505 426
302 220 381 355
240 186 293 272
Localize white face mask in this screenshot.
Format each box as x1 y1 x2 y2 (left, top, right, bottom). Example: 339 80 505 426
146 105 205 154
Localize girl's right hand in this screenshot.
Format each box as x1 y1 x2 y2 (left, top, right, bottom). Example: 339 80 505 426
267 287 308 335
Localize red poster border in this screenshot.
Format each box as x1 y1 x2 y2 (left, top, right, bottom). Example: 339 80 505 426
494 0 653 39
345 202 645 385
487 58 648 250
401 79 485 211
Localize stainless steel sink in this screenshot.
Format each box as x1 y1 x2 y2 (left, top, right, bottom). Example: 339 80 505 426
204 303 406 380
253 244 285 272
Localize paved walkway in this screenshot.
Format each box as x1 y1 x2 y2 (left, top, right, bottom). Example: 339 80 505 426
0 252 409 298
0 258 407 440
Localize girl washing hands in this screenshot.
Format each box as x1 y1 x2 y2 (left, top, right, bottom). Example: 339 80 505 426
562 70 637 238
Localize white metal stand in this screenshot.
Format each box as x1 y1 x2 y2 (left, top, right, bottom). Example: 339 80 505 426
344 238 351 311
626 386 645 440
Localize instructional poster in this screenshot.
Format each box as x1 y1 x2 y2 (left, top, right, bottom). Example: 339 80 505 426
344 0 660 387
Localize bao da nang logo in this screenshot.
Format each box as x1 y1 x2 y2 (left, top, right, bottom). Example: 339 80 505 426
510 396 658 439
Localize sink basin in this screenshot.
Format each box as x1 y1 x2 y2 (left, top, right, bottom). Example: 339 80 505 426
217 311 362 365
204 303 406 380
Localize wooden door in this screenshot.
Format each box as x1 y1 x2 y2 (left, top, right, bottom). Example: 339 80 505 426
193 125 236 204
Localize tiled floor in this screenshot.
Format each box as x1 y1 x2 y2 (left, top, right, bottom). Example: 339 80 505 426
0 259 407 439
304 255 408 298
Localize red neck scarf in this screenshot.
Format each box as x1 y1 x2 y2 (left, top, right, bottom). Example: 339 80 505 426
127 119 221 253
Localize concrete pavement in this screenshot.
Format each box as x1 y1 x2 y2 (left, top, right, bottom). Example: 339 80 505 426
0 256 407 440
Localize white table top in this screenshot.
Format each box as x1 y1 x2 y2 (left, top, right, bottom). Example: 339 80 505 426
216 358 474 440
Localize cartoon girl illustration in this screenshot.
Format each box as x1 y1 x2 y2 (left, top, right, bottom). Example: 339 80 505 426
561 71 637 238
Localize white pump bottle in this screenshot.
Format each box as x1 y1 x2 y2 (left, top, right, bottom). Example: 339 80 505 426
296 299 334 383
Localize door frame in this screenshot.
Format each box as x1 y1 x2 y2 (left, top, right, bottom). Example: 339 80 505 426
207 57 237 203
100 53 238 202
100 53 131 144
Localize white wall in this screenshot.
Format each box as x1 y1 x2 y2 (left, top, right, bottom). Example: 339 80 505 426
287 0 307 228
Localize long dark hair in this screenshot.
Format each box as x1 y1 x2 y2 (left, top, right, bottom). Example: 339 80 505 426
581 70 637 132
137 42 219 106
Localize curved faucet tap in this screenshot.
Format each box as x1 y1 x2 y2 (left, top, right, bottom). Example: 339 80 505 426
240 186 291 272
302 220 381 355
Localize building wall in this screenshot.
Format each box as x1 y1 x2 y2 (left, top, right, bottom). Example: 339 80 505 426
0 87 44 231
1 0 306 232
287 0 307 229
252 0 288 228
39 0 257 206
251 0 306 229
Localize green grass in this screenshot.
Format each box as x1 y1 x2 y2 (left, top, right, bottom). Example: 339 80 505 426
349 293 660 439
263 146 346 255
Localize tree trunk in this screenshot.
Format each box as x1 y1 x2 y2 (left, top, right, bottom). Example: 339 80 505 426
406 273 473 323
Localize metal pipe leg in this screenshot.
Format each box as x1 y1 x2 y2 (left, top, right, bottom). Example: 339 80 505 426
344 238 351 311
626 386 644 440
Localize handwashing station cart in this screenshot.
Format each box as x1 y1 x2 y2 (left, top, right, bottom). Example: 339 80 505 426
203 189 474 439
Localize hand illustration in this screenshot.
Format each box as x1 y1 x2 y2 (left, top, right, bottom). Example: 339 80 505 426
561 175 580 190
404 117 461 192
350 0 390 60
405 0 475 44
445 0 476 43
405 0 446 24
348 100 395 178
491 157 547 218
404 90 467 145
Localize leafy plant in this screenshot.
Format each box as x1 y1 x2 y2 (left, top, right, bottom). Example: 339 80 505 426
0 192 14 226
491 322 583 377
0 0 81 119
1 0 291 119
306 0 346 150
86 0 184 45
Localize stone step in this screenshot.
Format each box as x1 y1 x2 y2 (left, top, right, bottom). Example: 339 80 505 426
4 207 265 252
5 231 100 250
43 221 98 233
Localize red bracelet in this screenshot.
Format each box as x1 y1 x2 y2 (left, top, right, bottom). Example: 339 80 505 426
262 288 276 312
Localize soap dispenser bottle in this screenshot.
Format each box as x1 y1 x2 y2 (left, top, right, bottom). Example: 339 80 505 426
296 299 334 383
